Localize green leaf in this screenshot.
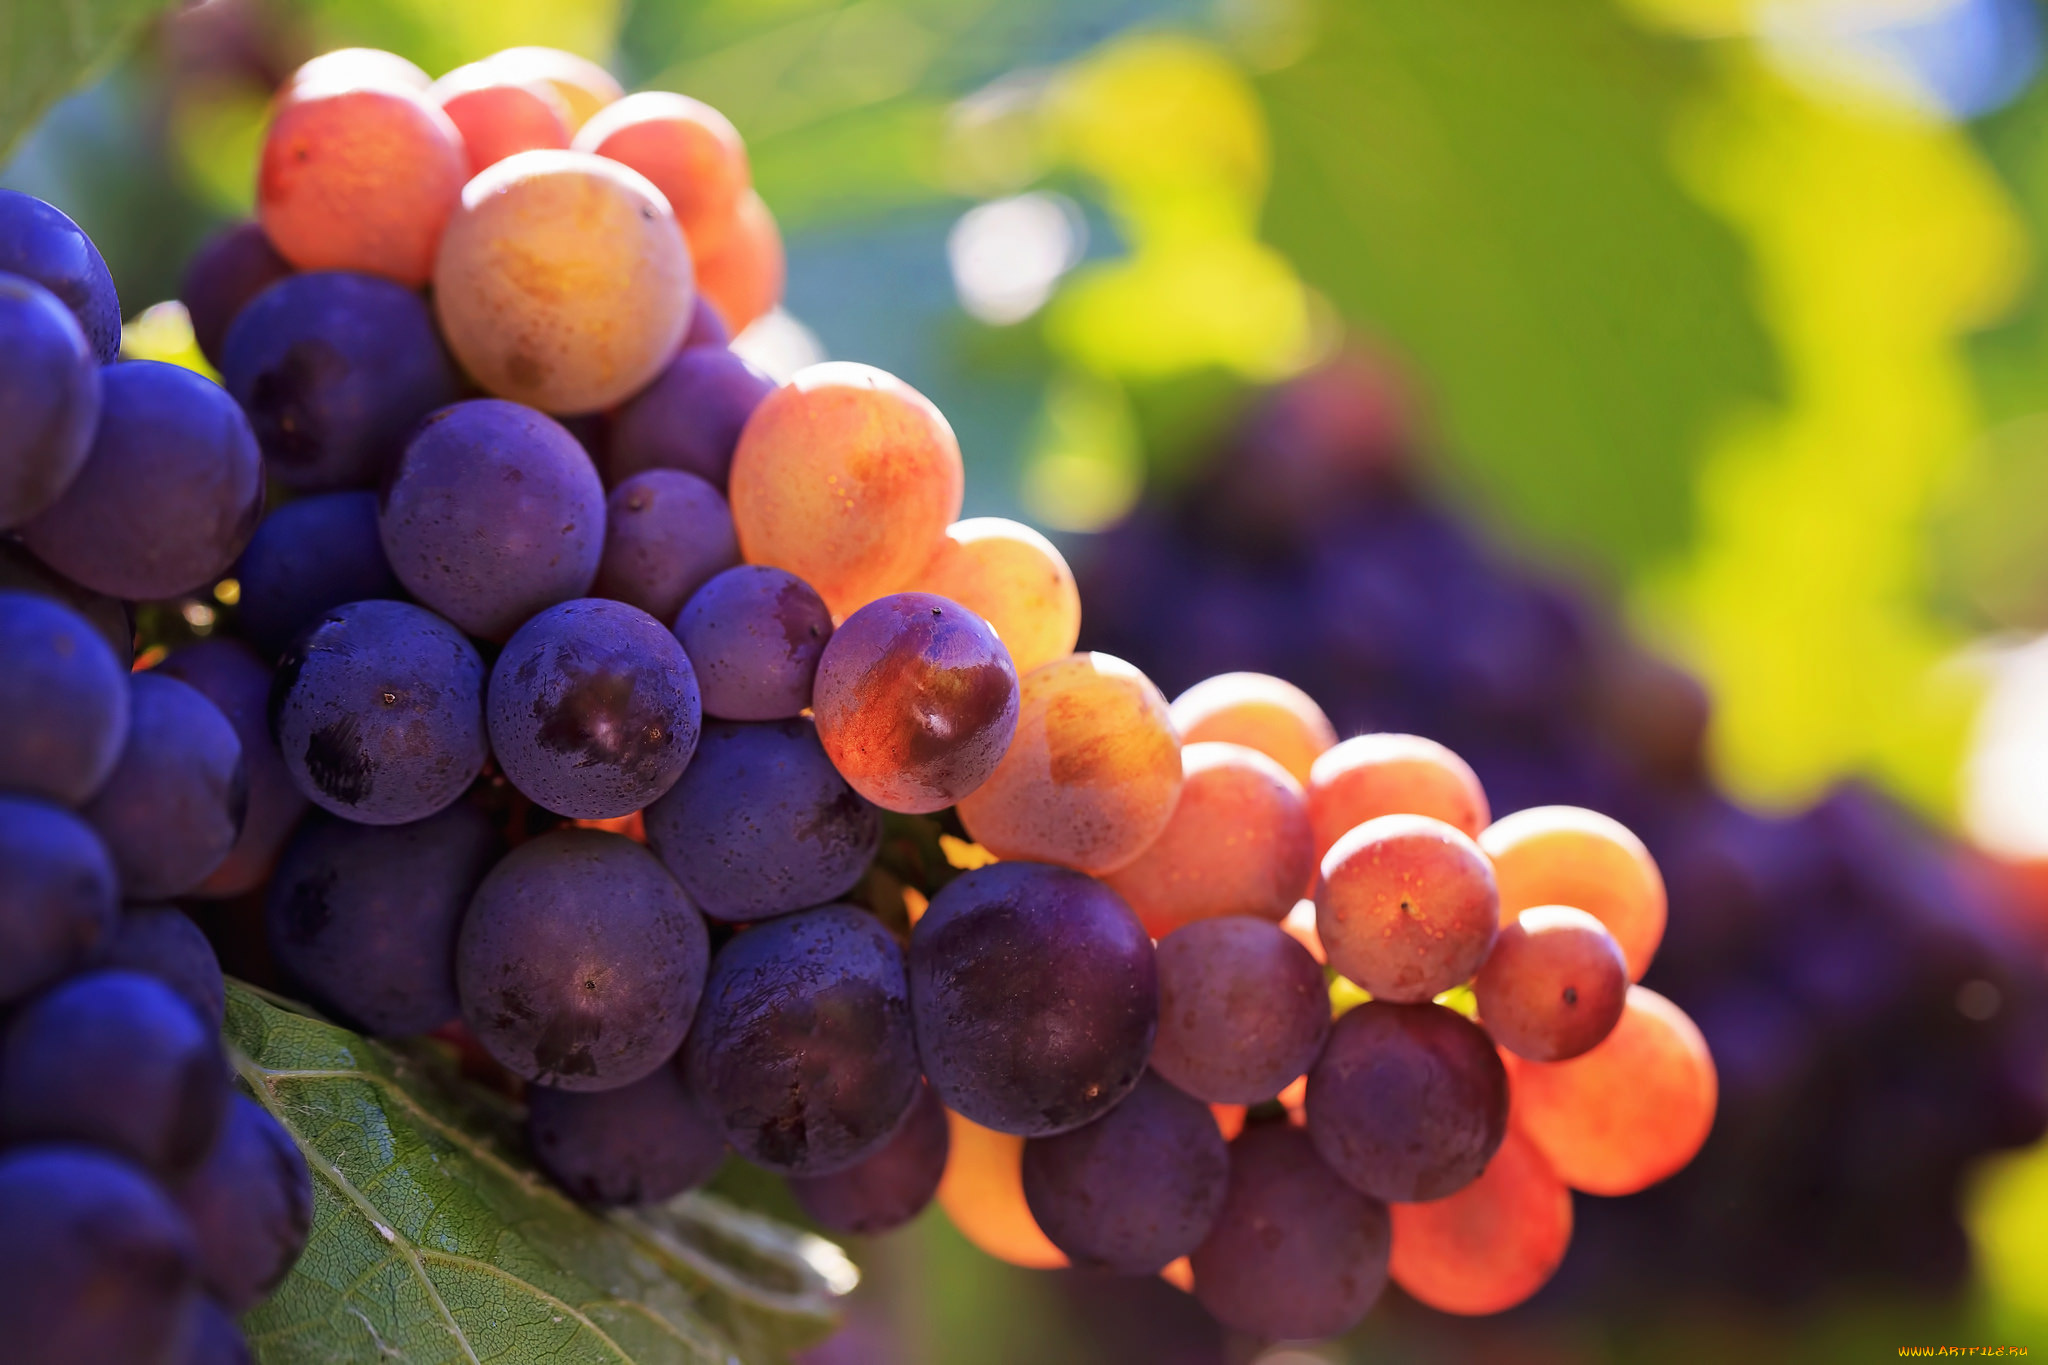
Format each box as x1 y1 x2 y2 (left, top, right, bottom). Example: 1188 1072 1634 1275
0 0 179 160
223 984 851 1365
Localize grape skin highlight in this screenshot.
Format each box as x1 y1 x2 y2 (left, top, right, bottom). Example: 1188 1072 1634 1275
1474 905 1629 1062
0 187 123 362
431 63 572 175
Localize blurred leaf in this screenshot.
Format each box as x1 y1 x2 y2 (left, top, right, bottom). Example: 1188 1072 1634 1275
0 0 178 159
1969 1135 2048 1345
291 0 623 74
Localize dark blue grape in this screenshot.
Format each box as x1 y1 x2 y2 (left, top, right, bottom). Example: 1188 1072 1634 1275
608 343 773 490
173 1095 312 1312
158 638 307 897
0 273 100 527
486 597 702 819
1150 916 1329 1105
788 1078 949 1236
83 672 246 900
0 589 129 803
223 271 459 492
179 219 292 370
232 492 402 662
684 904 920 1175
0 795 118 1005
642 717 879 922
909 862 1156 1137
456 829 708 1091
527 1064 726 1207
266 803 499 1036
0 539 133 665
271 599 487 825
0 1145 200 1365
0 970 230 1177
0 189 121 362
1021 1071 1227 1274
180 1298 254 1365
380 399 606 640
675 565 833 721
101 906 226 1033
593 470 740 625
19 361 265 600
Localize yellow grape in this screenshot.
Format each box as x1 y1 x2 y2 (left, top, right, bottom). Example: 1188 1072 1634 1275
906 517 1082 676
484 48 623 130
1168 672 1336 785
1480 805 1667 980
1307 732 1490 858
935 1108 1068 1268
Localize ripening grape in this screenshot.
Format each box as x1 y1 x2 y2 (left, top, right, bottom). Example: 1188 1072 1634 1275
608 343 774 490
486 48 623 130
1149 917 1330 1106
0 540 132 666
812 592 1020 813
178 220 292 369
272 600 488 825
221 271 459 492
1502 984 1717 1196
910 862 1157 1136
685 904 921 1174
21 361 264 601
1305 1000 1508 1203
0 796 118 1005
1106 742 1314 937
457 829 709 1091
527 1065 727 1207
1474 905 1629 1062
431 62 572 175
674 566 834 721
281 48 431 95
695 190 784 333
1168 672 1336 786
1188 1123 1390 1340
433 151 693 415
174 1095 313 1311
935 1108 1068 1268
1307 732 1491 857
0 591 129 804
956 653 1182 876
904 517 1083 676
0 275 99 528
790 1080 951 1236
594 471 740 625
379 399 606 639
1387 1126 1572 1316
572 91 749 259
1020 1072 1228 1274
100 907 226 1033
231 492 401 662
1481 804 1667 980
0 189 122 361
1316 813 1499 1004
728 362 963 619
83 673 245 901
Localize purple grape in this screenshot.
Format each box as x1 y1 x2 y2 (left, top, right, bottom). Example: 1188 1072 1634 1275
909 862 1157 1137
456 829 708 1091
379 399 606 640
0 274 100 527
270 599 487 825
82 672 246 901
1021 1071 1228 1274
0 795 118 1006
0 970 230 1178
0 189 121 362
179 219 292 370
173 1095 313 1312
642 717 879 922
675 565 833 721
486 597 702 819
231 492 402 662
593 470 740 625
100 906 226 1033
1150 917 1330 1105
1188 1123 1390 1339
608 343 773 490
0 1146 200 1365
180 1299 253 1365
20 361 265 600
0 539 133 665
1303 1000 1506 1203
684 904 920 1175
527 1064 726 1207
683 294 731 351
0 590 128 804
788 1079 949 1235
266 803 499 1036
157 638 307 897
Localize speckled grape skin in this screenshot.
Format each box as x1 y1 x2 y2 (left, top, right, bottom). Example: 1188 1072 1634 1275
527 1065 727 1207
488 598 702 819
593 471 740 626
674 565 832 721
0 796 118 1007
0 591 129 805
1316 813 1500 1003
271 599 488 825
158 639 307 898
1150 917 1331 1105
684 904 920 1175
789 1079 949 1235
1474 904 1630 1062
608 344 774 490
222 271 459 492
0 189 122 361
458 830 707 1091
642 717 879 922
909 862 1157 1137
232 492 403 664
82 673 246 901
0 276 99 528
100 907 225 1033
379 399 606 640
812 593 1019 815
1304 1001 1508 1204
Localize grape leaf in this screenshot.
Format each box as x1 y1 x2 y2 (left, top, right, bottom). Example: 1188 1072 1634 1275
222 983 851 1365
0 0 178 160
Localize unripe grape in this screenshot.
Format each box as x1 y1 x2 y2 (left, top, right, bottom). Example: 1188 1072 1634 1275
573 91 749 259
906 517 1082 676
1481 804 1667 980
1168 671 1336 785
431 63 572 175
1316 813 1499 1003
696 190 784 333
1307 732 1490 857
486 48 623 131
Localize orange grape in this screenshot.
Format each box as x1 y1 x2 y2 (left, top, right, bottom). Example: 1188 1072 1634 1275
484 48 623 130
957 653 1182 876
695 189 784 333
432 63 572 175
433 150 693 415
935 1107 1068 1268
1281 897 1326 963
1474 906 1628 1062
1481 805 1667 980
906 517 1081 676
573 91 749 259
1307 732 1489 858
1502 985 1716 1196
1168 672 1336 785
1316 814 1499 1003
727 362 963 619
1105 743 1314 938
1388 1127 1572 1316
